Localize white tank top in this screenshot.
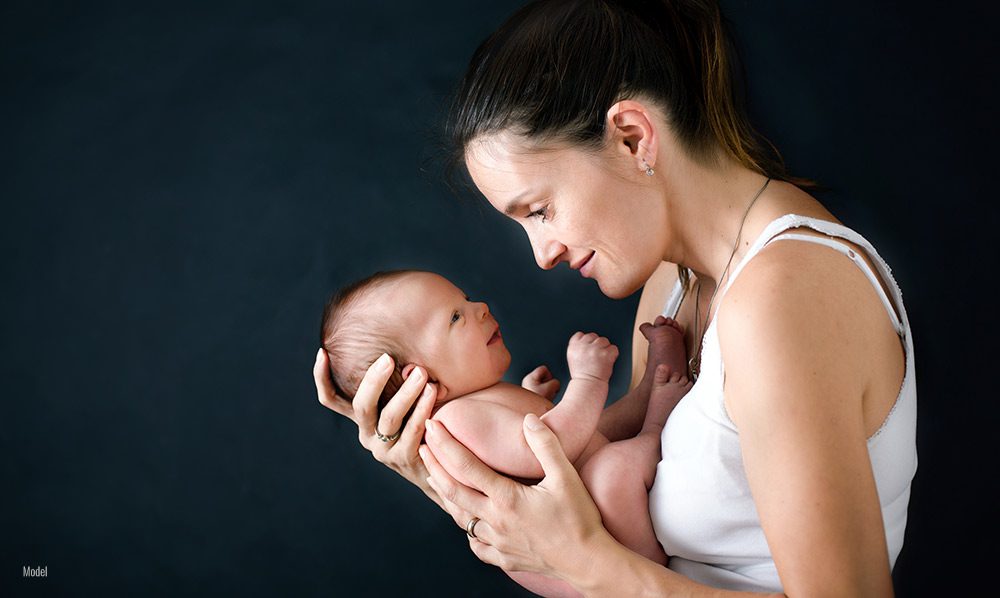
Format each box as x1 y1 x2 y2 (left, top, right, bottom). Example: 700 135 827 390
648 214 918 592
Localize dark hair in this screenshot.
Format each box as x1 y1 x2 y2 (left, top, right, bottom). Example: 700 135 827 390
446 0 813 188
319 270 418 414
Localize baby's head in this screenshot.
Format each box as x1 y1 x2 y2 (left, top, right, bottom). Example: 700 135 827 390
320 270 511 413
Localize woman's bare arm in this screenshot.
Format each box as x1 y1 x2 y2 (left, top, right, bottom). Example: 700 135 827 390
718 242 896 596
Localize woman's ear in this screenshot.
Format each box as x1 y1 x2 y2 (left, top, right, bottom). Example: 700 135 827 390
605 99 660 174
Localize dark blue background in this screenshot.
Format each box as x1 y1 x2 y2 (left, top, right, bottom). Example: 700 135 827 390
3 1 995 595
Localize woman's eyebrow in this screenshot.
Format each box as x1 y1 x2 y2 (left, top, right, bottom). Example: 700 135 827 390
503 190 535 216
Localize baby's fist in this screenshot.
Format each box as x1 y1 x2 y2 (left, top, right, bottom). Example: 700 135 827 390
566 332 618 382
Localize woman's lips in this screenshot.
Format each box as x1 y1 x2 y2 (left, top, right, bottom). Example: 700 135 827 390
579 251 596 278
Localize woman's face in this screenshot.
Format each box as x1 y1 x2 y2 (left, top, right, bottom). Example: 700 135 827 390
465 132 668 299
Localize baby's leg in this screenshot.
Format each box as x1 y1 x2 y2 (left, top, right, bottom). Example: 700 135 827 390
641 315 688 376
635 317 690 426
579 432 668 566
642 364 693 434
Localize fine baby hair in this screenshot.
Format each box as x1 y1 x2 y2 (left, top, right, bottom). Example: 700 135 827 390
319 269 419 414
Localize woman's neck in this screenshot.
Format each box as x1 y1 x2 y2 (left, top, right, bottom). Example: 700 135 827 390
663 158 775 285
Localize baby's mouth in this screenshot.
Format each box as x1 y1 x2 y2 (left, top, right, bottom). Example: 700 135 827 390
487 326 502 345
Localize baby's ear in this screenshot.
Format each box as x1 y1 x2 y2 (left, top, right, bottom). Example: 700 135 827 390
432 382 449 401
401 364 447 400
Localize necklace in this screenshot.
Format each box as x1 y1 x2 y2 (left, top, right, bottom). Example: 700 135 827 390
687 176 771 381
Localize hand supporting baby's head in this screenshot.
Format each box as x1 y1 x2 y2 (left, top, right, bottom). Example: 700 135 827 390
320 269 512 416
320 270 416 414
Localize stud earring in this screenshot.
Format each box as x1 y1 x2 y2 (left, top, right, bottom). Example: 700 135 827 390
643 159 655 176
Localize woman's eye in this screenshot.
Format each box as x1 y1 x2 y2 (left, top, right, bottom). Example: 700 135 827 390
527 206 549 222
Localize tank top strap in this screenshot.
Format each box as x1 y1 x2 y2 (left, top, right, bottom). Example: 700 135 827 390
661 277 687 319
715 214 910 342
765 232 904 336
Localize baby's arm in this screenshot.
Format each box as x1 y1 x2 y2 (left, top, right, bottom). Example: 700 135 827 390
432 332 618 480
539 331 617 460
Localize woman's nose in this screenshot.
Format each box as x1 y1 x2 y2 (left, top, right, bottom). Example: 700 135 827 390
531 234 566 270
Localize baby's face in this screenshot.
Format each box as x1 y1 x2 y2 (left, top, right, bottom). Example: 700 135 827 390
378 272 511 401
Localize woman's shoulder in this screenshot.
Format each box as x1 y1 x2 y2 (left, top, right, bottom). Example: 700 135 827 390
718 229 894 352
716 228 905 432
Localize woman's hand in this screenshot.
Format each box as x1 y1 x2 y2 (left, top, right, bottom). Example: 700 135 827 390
313 348 441 501
420 414 612 584
521 365 561 400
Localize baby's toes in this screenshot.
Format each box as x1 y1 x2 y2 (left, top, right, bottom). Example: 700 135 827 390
661 317 684 334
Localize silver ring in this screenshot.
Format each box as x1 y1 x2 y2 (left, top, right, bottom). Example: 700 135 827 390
375 428 400 443
465 516 481 539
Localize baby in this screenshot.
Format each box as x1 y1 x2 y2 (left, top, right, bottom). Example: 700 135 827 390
320 269 691 597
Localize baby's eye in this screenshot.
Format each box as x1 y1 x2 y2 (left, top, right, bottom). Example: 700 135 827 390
450 311 461 324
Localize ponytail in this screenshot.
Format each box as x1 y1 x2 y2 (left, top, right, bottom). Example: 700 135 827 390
448 0 815 189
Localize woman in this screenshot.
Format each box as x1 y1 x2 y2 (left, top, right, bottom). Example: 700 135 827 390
314 0 916 594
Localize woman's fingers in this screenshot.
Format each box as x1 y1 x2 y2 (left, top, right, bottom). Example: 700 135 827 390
522 414 578 486
313 348 355 421
376 366 428 439
352 353 395 442
393 382 438 456
468 538 505 569
426 468 499 548
419 442 488 525
423 420 505 504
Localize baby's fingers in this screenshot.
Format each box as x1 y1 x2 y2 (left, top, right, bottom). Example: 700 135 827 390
526 365 553 383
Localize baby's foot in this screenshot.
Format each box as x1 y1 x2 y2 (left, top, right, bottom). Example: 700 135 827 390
639 316 688 383
642 364 693 432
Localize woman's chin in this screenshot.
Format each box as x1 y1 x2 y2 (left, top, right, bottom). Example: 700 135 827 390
595 275 642 300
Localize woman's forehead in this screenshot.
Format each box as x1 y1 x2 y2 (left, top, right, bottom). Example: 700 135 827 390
465 134 578 200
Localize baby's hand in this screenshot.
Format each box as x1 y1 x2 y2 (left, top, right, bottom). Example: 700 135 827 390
521 365 561 400
566 332 618 383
